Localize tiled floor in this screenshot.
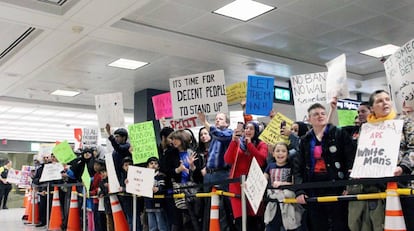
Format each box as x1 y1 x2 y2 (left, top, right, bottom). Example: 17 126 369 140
0 208 45 231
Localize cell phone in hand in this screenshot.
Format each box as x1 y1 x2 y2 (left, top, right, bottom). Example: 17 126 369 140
236 122 244 136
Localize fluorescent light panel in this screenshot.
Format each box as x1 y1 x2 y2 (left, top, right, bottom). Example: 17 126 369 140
360 44 400 58
214 0 275 21
108 58 148 70
51 89 80 97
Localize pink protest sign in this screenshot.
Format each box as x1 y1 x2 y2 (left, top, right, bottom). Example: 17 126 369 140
152 92 172 119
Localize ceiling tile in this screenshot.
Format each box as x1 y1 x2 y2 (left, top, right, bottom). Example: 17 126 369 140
387 3 414 22
345 15 403 36
354 0 412 13
316 29 363 46
316 4 379 27
248 9 308 32
282 20 336 39
337 38 386 53
179 13 242 36
372 24 414 45
284 0 353 18
221 24 275 43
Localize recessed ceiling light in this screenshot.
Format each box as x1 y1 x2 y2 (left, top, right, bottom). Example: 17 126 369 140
360 44 400 58
108 58 148 70
51 89 80 97
214 0 275 21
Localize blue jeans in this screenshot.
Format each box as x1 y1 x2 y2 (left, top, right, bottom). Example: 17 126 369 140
148 211 168 231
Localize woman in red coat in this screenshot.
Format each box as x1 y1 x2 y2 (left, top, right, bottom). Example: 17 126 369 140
224 121 268 231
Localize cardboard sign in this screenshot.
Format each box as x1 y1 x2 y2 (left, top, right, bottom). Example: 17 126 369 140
6 169 21 184
82 128 98 148
129 121 158 165
126 165 155 198
226 81 247 105
105 152 120 193
152 92 172 119
161 116 202 129
259 112 293 145
350 120 403 178
245 158 268 214
169 70 228 118
384 38 414 110
326 54 349 102
40 163 64 182
95 92 125 135
52 141 77 164
245 75 274 116
291 72 328 121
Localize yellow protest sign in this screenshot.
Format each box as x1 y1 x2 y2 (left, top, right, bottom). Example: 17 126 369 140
259 112 293 145
226 81 247 105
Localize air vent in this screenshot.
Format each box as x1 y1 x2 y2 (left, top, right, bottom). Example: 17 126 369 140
37 0 67 6
0 27 42 65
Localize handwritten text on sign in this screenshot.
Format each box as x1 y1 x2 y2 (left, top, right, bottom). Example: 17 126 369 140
350 120 403 178
245 158 268 215
245 75 274 116
169 70 228 118
129 121 158 165
152 92 172 119
291 72 328 121
384 39 414 109
126 165 154 198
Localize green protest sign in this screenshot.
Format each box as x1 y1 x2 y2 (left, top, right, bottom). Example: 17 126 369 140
338 109 357 127
52 140 77 164
82 167 91 196
128 121 158 164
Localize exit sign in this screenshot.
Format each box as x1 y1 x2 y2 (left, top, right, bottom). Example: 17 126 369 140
274 87 291 102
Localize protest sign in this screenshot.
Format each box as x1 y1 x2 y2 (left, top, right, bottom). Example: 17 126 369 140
169 70 228 118
326 54 349 102
6 169 21 184
105 152 120 193
161 116 202 129
384 38 414 111
95 92 125 135
129 121 158 165
245 158 268 214
245 75 274 116
226 81 247 105
291 72 328 121
19 165 34 188
52 140 77 164
350 120 403 178
259 112 293 145
82 128 98 148
40 163 64 182
126 165 155 198
152 92 172 119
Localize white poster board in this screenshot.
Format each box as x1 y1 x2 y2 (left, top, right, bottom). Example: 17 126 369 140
350 120 403 178
161 116 203 130
244 158 267 214
169 70 228 118
40 163 64 182
95 92 125 135
290 72 328 121
6 169 21 184
105 152 120 193
384 39 414 111
126 165 155 198
326 54 349 102
82 128 99 148
38 143 55 158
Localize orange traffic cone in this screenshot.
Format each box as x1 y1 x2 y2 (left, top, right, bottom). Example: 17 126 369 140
26 191 39 224
22 188 29 208
109 195 129 231
67 186 81 231
48 186 63 230
209 187 220 231
384 182 406 231
22 189 32 221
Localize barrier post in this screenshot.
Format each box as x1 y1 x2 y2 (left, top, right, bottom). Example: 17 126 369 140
241 175 246 231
